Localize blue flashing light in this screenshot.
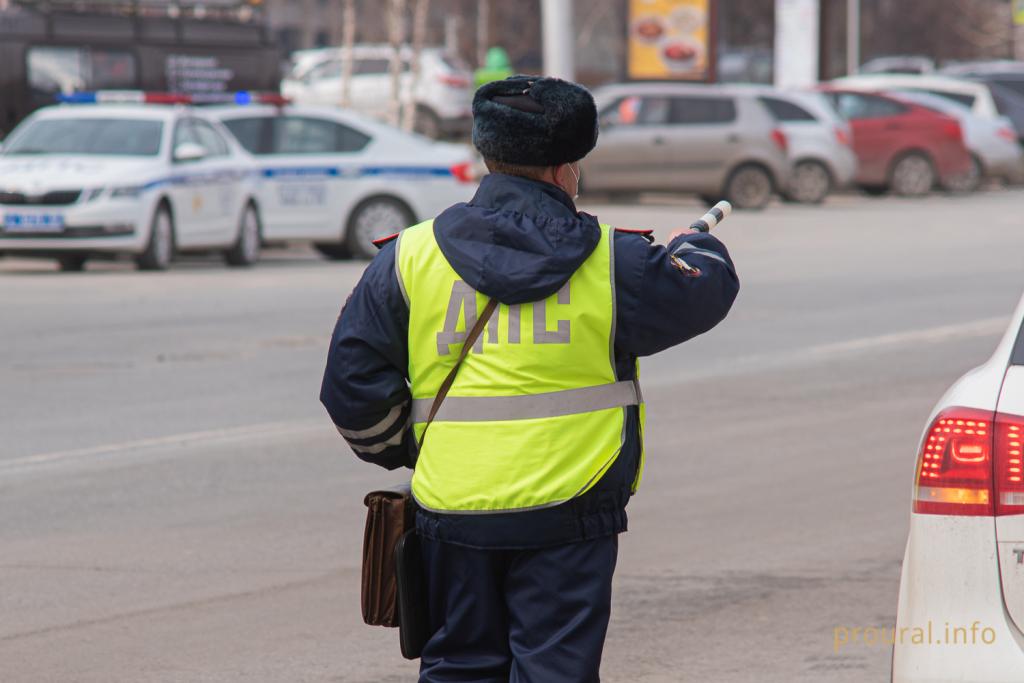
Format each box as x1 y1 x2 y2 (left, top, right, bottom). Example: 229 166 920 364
57 92 98 104
234 91 253 105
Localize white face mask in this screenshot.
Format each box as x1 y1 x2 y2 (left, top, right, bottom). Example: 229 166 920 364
567 162 581 201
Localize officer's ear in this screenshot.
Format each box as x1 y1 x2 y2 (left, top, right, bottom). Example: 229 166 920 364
551 163 572 193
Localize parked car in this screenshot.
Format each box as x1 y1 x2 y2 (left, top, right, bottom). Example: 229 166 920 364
832 74 1005 128
892 290 1024 681
940 62 1024 144
584 83 792 210
744 87 856 204
0 93 261 271
280 44 472 139
885 90 1022 190
860 55 936 75
211 103 476 259
820 88 972 196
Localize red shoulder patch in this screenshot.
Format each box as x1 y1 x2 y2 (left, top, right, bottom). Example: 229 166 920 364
372 232 400 249
614 227 655 243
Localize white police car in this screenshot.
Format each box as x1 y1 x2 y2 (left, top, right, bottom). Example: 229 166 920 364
208 103 477 259
0 92 260 271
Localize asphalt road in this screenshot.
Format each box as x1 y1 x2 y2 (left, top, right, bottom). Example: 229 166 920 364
2 190 1023 682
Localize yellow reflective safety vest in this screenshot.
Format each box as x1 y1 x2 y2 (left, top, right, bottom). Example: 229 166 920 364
396 219 646 513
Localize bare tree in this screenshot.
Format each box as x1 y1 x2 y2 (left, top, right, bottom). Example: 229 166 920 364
339 0 356 108
387 0 407 127
402 0 431 132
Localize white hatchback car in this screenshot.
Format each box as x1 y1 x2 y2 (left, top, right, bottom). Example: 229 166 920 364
749 88 857 203
280 45 473 138
0 95 260 271
210 104 477 259
894 290 1024 681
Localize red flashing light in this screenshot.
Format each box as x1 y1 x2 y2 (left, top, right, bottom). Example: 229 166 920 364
449 161 475 183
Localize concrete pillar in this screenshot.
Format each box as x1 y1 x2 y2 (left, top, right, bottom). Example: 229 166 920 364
541 0 574 80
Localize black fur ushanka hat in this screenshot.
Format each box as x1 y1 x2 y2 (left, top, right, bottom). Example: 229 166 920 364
471 75 598 167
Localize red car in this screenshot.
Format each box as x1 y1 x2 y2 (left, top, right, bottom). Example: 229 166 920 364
820 88 972 196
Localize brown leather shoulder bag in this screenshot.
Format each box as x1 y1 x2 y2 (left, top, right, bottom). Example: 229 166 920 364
360 298 498 629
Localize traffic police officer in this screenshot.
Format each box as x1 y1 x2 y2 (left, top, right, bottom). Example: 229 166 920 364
321 76 739 682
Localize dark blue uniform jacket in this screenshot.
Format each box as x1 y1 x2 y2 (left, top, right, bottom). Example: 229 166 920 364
320 173 739 549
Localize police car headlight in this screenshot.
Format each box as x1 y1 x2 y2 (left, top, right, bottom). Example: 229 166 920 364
109 185 144 199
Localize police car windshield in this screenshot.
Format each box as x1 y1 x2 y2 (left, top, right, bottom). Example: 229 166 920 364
4 118 163 157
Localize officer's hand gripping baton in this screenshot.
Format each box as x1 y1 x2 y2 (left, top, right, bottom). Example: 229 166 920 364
688 200 732 233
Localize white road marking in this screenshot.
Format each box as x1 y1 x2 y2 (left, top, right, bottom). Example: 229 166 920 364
4 318 1012 474
804 316 1009 357
644 315 1011 387
1 419 326 476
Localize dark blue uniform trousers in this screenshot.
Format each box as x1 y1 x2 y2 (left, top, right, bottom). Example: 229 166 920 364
418 535 618 683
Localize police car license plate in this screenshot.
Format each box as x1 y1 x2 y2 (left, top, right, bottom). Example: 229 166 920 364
3 212 65 233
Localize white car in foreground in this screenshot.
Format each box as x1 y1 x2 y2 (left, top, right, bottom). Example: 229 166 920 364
209 104 477 259
895 290 1024 681
0 95 260 271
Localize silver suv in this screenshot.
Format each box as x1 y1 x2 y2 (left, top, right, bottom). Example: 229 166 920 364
583 83 792 209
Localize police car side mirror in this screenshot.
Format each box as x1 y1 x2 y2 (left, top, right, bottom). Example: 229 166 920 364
173 142 207 164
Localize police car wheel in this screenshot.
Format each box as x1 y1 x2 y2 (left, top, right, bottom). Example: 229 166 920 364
889 152 935 197
136 205 175 271
224 203 261 267
57 255 87 272
723 164 773 210
786 160 832 205
346 197 414 260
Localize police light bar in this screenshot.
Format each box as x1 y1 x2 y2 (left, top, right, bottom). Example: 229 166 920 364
56 91 290 106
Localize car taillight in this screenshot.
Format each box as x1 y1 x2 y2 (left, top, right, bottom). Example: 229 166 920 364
914 407 995 516
942 119 963 142
834 127 851 146
913 407 1024 516
771 128 788 153
997 126 1018 143
449 161 475 183
437 74 470 88
995 413 1024 515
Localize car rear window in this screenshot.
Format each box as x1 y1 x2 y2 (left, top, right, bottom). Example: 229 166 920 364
669 96 737 124
3 117 162 156
759 96 817 122
993 78 1024 99
1013 313 1024 366
922 89 976 107
830 92 907 119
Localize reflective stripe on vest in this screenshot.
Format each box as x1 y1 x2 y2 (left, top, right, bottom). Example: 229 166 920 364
396 219 646 514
